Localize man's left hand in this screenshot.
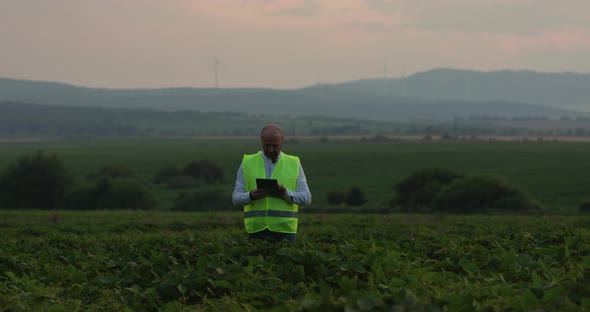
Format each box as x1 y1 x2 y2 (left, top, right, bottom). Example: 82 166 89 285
278 184 288 197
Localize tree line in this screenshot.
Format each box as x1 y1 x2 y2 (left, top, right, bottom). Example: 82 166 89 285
0 151 228 211
1 151 588 214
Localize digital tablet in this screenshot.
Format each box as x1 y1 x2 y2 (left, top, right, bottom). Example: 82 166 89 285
256 178 281 197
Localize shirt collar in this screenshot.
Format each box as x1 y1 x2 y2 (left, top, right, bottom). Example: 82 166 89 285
260 151 281 163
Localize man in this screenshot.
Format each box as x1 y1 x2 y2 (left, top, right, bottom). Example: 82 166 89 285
232 124 312 243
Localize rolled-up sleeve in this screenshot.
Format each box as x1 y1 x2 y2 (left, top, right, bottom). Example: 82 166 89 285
286 163 312 206
232 162 252 206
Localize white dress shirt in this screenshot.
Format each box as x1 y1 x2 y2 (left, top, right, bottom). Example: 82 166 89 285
232 151 312 206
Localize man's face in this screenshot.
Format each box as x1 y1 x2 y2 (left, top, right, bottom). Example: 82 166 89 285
261 134 284 161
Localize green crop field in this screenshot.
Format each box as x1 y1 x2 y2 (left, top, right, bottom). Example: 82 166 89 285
1 139 590 310
1 138 589 213
1 210 589 310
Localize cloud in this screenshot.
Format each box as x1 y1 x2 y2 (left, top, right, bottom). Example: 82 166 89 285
2 0 589 88
361 0 590 35
264 0 321 17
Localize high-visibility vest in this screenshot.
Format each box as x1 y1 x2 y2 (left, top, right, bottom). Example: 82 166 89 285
242 152 300 233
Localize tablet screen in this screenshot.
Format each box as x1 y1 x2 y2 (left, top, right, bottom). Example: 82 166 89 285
256 178 281 197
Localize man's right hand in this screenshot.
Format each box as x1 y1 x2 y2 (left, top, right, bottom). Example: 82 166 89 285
249 188 271 200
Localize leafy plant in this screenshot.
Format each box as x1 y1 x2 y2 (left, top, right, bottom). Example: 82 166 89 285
0 151 70 210
172 186 227 211
326 191 346 205
183 159 224 184
432 175 543 214
1 211 589 310
153 165 182 184
392 167 463 213
90 164 135 180
64 177 155 210
345 186 366 206
579 200 590 214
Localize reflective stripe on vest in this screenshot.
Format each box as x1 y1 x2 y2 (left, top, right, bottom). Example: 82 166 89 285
244 210 299 218
242 152 300 234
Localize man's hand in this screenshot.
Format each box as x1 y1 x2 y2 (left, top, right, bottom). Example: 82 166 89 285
250 185 288 201
277 184 288 197
250 188 270 200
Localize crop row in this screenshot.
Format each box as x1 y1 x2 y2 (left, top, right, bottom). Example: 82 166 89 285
1 211 589 311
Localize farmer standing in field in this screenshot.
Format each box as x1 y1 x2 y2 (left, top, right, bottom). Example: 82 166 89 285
232 124 312 243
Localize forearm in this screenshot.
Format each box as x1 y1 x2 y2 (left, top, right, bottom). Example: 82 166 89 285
232 163 253 206
287 163 312 206
285 189 312 206
232 190 252 206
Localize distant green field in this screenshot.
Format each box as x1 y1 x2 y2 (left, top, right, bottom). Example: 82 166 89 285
0 138 589 213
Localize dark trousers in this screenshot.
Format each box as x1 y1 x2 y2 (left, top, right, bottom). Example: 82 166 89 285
248 229 296 243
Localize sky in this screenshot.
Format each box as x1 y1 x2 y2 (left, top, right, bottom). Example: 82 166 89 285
1 0 589 89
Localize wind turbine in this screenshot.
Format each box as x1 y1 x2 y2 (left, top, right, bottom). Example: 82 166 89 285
209 57 223 88
381 63 390 79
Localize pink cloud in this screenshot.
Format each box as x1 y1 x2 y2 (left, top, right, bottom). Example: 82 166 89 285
536 27 590 50
2 0 589 88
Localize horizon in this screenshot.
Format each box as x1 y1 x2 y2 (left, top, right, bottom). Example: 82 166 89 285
2 67 590 91
2 0 590 89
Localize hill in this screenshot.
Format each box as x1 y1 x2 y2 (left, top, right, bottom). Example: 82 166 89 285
1 68 589 122
0 101 413 138
321 68 590 112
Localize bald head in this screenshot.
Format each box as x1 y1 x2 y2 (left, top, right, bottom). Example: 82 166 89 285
260 124 283 138
260 124 284 161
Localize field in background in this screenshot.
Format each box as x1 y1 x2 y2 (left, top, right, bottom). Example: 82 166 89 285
0 137 589 213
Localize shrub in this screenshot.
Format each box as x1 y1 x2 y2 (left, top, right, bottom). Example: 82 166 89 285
154 165 182 184
326 191 346 205
163 176 204 189
172 186 228 211
99 178 154 210
431 175 543 214
393 167 463 213
63 181 96 210
65 178 154 210
345 186 366 206
579 200 590 214
90 164 135 180
183 160 224 184
326 187 367 206
0 151 70 210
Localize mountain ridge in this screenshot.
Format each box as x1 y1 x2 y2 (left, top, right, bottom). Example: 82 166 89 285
1 68 589 121
319 68 590 112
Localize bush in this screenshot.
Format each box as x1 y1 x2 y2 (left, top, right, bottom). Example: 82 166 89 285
154 165 182 184
155 160 224 186
63 181 97 210
90 164 135 180
326 191 346 205
183 160 224 184
100 178 154 210
0 151 70 210
65 178 154 210
326 187 367 206
393 167 463 213
579 200 590 214
172 186 228 211
345 186 366 206
163 176 204 189
431 176 543 214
